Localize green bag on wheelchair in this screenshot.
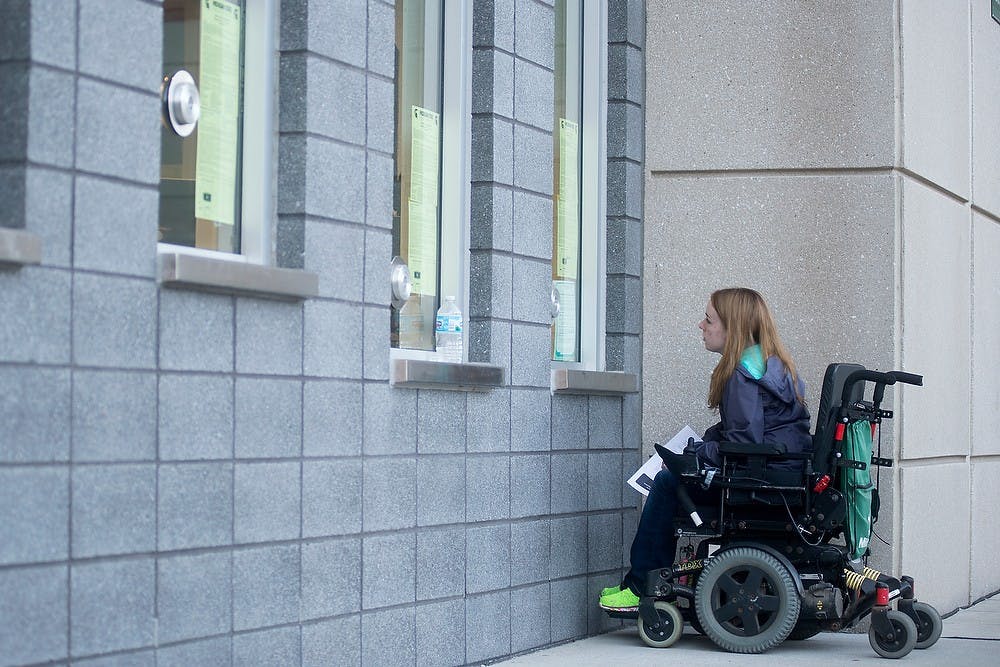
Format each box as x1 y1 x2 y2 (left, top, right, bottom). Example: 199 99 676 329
840 420 874 561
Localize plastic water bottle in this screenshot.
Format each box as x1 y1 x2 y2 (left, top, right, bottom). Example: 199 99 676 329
435 296 463 363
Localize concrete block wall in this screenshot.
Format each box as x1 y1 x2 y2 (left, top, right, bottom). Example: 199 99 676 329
643 0 999 614
0 0 644 665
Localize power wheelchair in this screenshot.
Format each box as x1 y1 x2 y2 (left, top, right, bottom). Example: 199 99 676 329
606 363 943 658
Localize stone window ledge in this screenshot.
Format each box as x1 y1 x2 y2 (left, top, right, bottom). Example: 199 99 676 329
158 250 318 301
0 228 42 267
551 368 639 396
390 358 505 392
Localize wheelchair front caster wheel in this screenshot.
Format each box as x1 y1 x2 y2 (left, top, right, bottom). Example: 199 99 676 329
638 600 683 648
869 609 917 659
910 601 943 649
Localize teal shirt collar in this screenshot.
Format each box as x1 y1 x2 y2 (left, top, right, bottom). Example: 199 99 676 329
740 344 766 380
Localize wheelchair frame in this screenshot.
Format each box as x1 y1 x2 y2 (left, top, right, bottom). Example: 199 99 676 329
606 363 943 658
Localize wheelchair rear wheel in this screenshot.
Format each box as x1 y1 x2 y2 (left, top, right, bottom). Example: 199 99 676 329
693 547 800 653
637 600 684 648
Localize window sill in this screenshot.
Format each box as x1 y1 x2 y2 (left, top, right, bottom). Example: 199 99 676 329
390 358 505 392
550 369 639 396
0 228 42 267
157 251 318 301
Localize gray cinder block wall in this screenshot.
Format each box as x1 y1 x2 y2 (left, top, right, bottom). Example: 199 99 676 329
0 0 645 665
643 0 1000 615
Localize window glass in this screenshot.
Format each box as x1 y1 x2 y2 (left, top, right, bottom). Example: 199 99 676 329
392 0 444 351
160 0 245 254
552 0 583 362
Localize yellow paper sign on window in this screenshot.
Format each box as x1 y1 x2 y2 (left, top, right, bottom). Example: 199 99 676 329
556 118 580 281
408 106 440 296
195 0 242 227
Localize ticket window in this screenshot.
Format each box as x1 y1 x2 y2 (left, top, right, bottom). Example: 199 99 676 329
159 0 274 263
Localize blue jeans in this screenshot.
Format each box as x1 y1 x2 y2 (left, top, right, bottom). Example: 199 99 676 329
624 468 716 594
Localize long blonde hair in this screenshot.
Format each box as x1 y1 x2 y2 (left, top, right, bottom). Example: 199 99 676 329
707 287 801 409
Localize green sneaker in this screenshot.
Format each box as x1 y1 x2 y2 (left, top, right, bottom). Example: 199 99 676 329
599 587 640 611
600 584 622 597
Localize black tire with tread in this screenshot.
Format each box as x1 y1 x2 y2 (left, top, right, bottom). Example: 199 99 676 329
911 601 943 649
868 609 918 659
637 600 684 649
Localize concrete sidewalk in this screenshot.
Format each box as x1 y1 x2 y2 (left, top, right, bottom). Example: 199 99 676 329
497 593 1000 666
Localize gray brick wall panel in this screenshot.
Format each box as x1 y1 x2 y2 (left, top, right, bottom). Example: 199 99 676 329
277 135 307 215
608 43 644 104
301 537 361 619
157 637 231 667
278 53 307 132
306 56 366 144
0 467 68 565
514 0 554 68
304 220 366 300
0 1 29 60
510 322 550 387
511 583 551 653
235 298 303 375
367 76 394 154
363 382 417 455
471 184 513 251
588 511 625 573
0 565 67 665
416 527 466 600
305 138 367 221
71 464 156 558
607 217 642 276
367 0 395 77
0 63 28 162
551 393 588 450
607 159 643 219
466 523 511 593
29 0 76 68
158 289 234 372
79 0 160 90
72 274 157 369
510 454 550 518
416 454 466 526
76 79 158 184
588 451 623 511
513 124 553 194
233 626 301 665
550 451 587 514
550 576 588 641
473 0 515 51
512 256 552 324
234 461 300 543
511 518 550 585
514 58 553 129
363 306 391 380
0 366 70 462
232 545 300 631
466 453 510 522
416 390 467 454
467 388 511 452
366 151 394 229
72 370 156 462
0 266 71 364
512 189 552 259
157 463 232 551
303 380 363 457
510 387 550 452
304 0 367 67
0 164 26 230
589 395 624 448
70 559 155 656
302 459 362 537
549 516 587 579
156 552 232 644
415 599 466 667
363 456 416 531
363 228 391 301
26 167 71 268
605 273 641 335
609 0 645 47
28 68 75 168
362 608 416 665
159 374 233 461
302 616 360 667
234 378 301 458
304 299 363 378
466 591 511 663
362 532 416 609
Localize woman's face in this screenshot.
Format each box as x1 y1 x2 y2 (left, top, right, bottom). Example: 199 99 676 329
699 300 727 354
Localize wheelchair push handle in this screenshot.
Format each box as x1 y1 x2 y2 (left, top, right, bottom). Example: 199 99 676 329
840 369 923 410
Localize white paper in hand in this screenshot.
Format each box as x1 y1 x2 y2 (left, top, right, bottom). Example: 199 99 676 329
626 425 700 496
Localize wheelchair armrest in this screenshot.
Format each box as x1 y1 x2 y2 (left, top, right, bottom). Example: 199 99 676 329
717 441 786 457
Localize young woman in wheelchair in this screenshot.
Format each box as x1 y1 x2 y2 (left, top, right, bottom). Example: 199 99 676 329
599 286 812 611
